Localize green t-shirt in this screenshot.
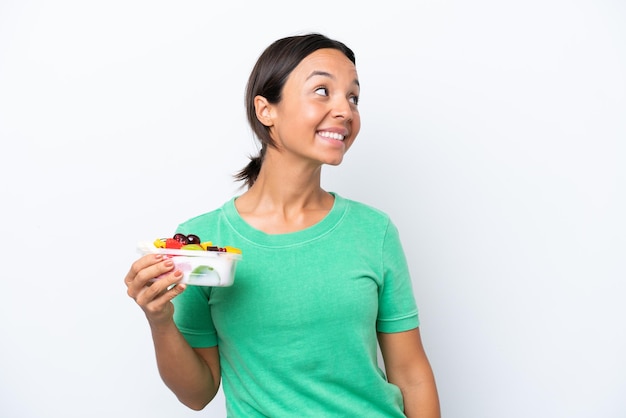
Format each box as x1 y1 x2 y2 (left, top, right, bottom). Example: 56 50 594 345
173 193 420 417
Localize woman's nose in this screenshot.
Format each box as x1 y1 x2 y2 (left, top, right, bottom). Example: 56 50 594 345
331 96 354 121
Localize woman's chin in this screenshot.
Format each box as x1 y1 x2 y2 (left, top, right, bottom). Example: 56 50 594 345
323 155 346 166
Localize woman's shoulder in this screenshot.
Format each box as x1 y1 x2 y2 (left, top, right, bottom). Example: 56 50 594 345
176 197 235 231
335 193 391 223
334 193 400 245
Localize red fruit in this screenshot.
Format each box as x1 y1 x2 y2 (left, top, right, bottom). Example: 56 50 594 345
165 238 184 249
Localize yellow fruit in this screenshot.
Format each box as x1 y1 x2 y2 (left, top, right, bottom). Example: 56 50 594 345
224 246 242 254
200 241 213 250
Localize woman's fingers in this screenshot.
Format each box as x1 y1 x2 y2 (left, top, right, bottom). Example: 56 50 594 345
125 254 174 299
124 254 161 286
135 269 183 306
140 279 187 318
124 254 188 323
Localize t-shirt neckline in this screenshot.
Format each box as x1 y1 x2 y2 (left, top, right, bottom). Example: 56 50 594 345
223 192 348 248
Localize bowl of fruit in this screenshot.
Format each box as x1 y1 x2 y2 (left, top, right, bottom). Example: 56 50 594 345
137 233 242 287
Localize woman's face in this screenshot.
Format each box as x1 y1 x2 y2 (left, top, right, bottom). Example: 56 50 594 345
264 48 361 167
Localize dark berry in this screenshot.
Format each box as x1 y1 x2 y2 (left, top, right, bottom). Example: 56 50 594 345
187 234 201 245
173 233 189 244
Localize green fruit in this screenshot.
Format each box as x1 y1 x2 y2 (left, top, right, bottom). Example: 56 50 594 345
192 266 214 275
181 244 204 251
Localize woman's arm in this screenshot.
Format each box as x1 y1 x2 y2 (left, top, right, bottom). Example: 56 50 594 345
125 254 221 410
378 327 441 418
150 320 221 410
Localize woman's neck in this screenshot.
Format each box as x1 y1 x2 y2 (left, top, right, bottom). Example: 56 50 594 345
234 155 335 233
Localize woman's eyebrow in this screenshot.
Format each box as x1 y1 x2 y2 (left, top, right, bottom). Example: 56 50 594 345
306 70 360 87
307 70 333 80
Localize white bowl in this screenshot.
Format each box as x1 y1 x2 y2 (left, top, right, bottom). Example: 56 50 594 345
137 242 242 287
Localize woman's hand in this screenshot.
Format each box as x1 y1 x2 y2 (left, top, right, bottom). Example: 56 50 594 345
124 254 186 326
124 255 221 409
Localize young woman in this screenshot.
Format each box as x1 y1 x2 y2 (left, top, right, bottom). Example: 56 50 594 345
125 33 440 417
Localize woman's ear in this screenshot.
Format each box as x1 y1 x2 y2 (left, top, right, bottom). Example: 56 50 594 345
254 95 274 127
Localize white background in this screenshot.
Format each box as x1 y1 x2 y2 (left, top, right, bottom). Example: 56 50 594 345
1 1 624 417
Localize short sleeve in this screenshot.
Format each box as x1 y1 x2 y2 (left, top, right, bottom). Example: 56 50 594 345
376 220 420 333
172 285 218 347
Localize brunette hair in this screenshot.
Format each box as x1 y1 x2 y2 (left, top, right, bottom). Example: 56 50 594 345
233 33 356 188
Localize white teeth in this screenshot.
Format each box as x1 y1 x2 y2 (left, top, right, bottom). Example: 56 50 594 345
318 131 345 141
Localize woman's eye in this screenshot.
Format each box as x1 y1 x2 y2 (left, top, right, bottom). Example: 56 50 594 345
315 87 329 96
349 95 359 105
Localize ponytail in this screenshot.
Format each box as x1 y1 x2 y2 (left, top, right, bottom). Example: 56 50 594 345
233 145 266 188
